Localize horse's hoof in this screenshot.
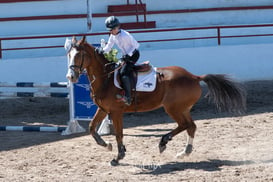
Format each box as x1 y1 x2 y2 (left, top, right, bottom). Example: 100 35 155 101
176 145 193 158
175 152 187 159
106 142 113 151
110 159 119 166
185 144 193 154
159 144 166 153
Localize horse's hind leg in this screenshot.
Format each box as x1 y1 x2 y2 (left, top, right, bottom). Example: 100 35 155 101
159 126 185 153
176 111 196 158
159 106 191 153
159 106 197 157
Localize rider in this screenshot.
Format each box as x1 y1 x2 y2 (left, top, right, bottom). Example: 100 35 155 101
96 16 140 106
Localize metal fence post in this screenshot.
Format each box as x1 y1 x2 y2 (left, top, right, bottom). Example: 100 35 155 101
217 27 221 45
0 39 2 59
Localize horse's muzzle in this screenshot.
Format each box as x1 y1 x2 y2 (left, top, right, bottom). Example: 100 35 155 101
66 71 78 83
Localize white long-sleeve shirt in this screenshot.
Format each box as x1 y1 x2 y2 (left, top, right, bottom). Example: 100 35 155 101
103 29 139 56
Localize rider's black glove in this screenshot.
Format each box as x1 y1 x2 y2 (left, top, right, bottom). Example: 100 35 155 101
122 54 130 62
95 47 104 55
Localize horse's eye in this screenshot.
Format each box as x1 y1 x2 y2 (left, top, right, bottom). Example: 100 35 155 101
75 53 81 59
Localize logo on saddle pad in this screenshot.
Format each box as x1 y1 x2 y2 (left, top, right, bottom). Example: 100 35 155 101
144 82 153 88
114 65 157 92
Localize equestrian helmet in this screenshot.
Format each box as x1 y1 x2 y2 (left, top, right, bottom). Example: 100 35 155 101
105 16 120 30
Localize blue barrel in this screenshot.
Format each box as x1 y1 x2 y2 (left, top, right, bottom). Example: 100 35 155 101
72 72 97 120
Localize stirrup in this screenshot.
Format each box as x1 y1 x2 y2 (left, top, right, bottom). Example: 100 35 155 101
124 96 131 106
121 96 131 106
116 94 131 106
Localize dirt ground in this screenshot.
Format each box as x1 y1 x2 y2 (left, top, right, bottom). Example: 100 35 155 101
0 80 273 182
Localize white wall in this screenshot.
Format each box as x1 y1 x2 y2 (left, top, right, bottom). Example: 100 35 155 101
0 0 86 18
90 9 273 32
2 0 273 36
0 0 88 37
3 26 273 59
143 43 273 81
1 19 87 37
90 0 273 32
0 56 67 82
150 10 273 30
90 0 273 13
144 0 273 10
0 43 272 82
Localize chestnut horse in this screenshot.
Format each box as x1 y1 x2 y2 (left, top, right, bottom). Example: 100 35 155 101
66 36 246 166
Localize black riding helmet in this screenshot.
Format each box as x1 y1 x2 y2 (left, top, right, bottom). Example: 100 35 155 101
105 16 120 31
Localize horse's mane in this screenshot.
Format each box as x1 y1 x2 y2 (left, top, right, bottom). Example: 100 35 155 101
84 42 110 64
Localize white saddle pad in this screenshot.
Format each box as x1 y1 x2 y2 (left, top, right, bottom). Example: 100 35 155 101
114 66 157 92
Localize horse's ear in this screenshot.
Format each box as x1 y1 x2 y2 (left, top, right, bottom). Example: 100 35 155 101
80 36 86 44
72 36 77 44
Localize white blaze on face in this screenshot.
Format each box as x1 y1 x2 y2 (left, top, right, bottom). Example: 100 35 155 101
66 47 79 82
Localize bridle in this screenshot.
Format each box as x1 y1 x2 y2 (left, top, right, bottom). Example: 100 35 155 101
68 43 123 79
68 44 87 73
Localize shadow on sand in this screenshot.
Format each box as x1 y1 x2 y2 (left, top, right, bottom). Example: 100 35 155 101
133 159 255 175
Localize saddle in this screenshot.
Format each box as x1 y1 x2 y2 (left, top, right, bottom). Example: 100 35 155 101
117 61 153 91
134 61 152 74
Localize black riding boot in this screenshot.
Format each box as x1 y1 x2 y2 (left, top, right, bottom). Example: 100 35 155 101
121 76 131 106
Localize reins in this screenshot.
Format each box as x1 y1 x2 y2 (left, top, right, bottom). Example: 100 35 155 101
104 62 124 76
70 44 122 81
92 48 124 79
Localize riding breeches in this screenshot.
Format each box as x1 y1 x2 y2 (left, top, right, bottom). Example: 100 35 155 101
120 49 140 77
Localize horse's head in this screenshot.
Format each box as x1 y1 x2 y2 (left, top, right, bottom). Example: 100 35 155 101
66 36 90 83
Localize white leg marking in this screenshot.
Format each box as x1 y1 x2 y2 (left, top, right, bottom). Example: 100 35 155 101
176 135 194 158
187 136 194 146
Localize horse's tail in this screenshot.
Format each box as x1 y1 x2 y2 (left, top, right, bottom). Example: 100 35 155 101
199 74 247 114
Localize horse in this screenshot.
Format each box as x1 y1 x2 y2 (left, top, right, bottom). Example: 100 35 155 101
66 36 246 166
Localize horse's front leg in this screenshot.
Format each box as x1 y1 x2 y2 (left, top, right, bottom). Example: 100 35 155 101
89 108 112 151
109 112 126 166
